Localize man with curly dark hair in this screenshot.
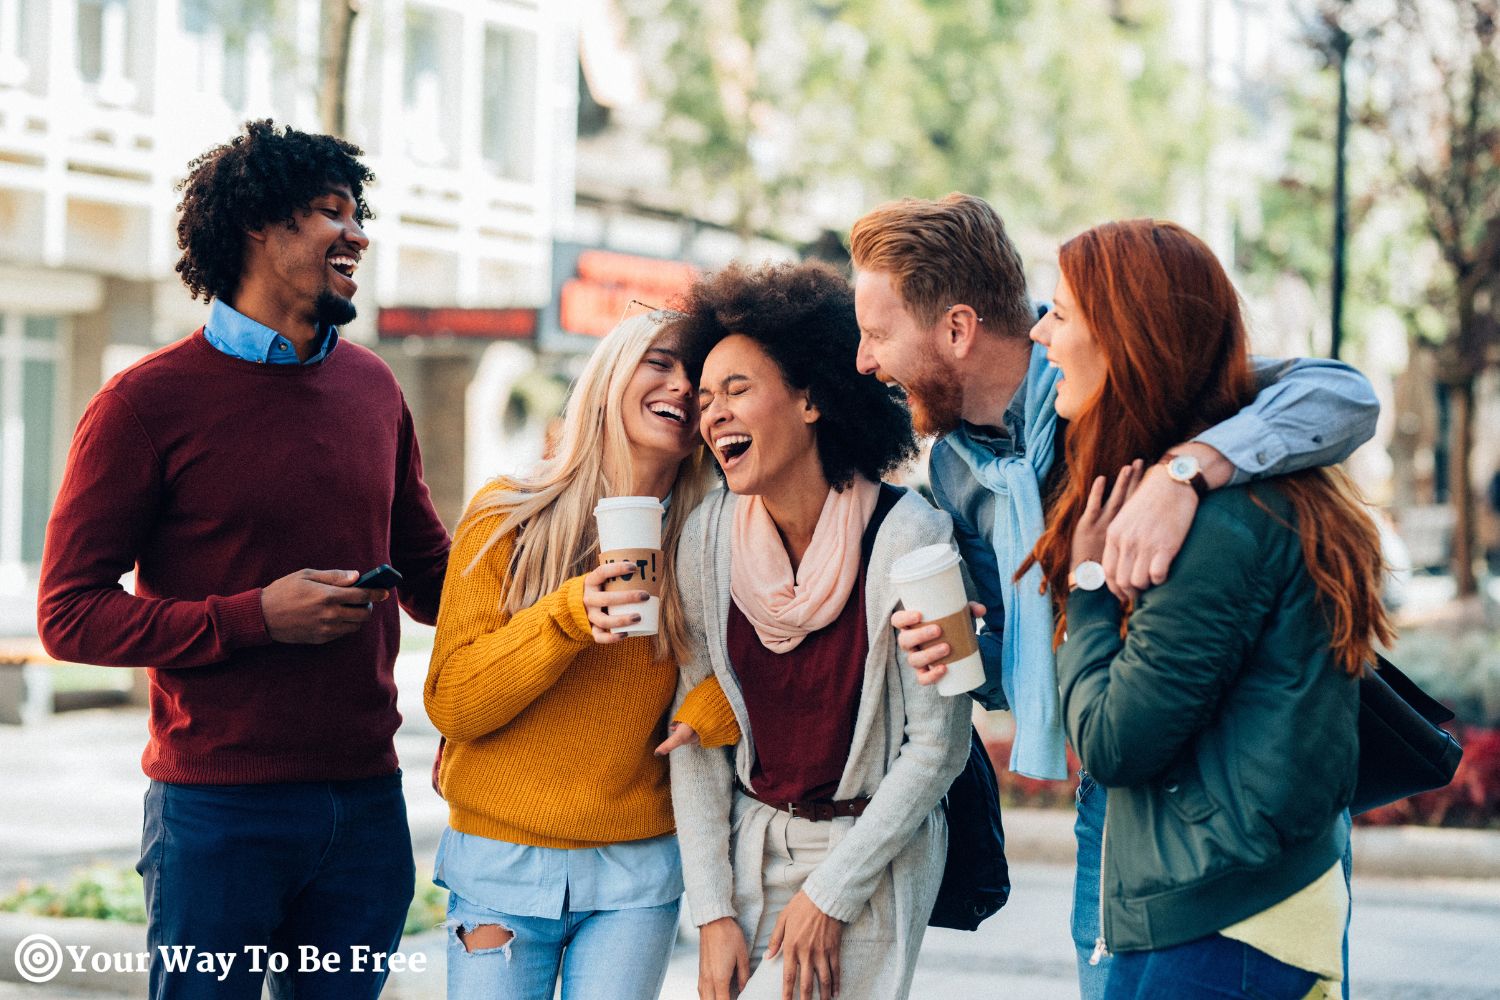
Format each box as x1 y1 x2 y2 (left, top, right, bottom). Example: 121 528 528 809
38 121 451 1000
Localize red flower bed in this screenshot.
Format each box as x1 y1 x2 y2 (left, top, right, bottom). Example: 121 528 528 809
1356 726 1500 829
982 736 1080 809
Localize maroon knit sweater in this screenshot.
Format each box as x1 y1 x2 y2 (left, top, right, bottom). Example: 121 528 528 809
38 330 451 784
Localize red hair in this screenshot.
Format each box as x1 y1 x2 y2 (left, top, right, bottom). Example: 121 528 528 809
1023 220 1391 675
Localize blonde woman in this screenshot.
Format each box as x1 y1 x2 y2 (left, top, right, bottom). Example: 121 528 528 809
425 311 740 1000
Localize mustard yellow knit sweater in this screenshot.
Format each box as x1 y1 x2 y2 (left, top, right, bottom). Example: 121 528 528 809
424 507 738 849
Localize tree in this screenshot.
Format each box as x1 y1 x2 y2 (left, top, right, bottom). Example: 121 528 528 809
318 0 360 136
1364 0 1500 595
622 0 1205 249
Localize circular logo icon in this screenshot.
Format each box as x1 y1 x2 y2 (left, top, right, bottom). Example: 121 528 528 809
14 933 64 984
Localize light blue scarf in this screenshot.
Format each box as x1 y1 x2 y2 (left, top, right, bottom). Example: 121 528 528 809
943 343 1068 781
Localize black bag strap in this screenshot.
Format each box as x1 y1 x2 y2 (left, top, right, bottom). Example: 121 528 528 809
1373 652 1455 725
860 483 903 562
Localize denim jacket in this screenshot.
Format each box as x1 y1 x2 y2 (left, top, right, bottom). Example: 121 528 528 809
931 344 1379 729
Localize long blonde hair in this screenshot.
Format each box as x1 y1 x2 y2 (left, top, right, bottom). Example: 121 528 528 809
460 312 711 664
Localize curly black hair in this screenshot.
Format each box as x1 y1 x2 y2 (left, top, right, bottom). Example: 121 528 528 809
674 260 917 490
174 120 375 302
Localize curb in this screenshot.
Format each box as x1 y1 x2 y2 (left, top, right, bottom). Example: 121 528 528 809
1349 823 1500 880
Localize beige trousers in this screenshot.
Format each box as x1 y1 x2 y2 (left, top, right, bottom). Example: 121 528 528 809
736 809 912 1000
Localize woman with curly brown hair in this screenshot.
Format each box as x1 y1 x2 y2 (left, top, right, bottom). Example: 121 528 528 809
661 261 972 1000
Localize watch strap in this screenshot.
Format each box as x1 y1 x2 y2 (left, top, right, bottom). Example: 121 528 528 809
1162 453 1209 498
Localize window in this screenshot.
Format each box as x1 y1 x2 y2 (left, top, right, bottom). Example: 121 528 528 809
481 26 537 182
403 6 461 167
180 0 271 112
0 0 32 87
0 314 61 590
76 0 135 105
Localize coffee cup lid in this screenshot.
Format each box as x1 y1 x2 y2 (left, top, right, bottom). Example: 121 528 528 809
594 496 665 516
889 543 961 583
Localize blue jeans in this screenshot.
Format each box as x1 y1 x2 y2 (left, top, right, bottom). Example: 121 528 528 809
1072 773 1355 1000
444 889 680 1000
136 774 415 1000
1105 934 1319 999
1072 771 1110 1000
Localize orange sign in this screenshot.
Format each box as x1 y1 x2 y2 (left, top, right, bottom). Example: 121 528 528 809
558 249 700 337
379 307 537 339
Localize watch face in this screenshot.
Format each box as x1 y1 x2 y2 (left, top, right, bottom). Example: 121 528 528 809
1168 455 1199 481
1075 560 1106 591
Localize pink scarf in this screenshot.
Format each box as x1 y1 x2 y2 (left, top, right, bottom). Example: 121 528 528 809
730 476 881 653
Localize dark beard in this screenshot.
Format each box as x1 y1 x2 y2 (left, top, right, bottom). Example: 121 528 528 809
314 289 357 327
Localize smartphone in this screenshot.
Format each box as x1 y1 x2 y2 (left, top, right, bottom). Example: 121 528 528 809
353 564 403 590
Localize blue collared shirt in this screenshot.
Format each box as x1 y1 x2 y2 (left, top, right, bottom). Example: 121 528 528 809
931 343 1381 716
434 827 683 919
203 298 339 364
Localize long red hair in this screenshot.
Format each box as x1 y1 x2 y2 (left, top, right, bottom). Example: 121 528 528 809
1024 220 1391 675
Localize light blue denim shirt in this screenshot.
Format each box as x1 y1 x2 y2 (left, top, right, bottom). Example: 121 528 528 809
203 298 338 364
434 828 683 920
931 342 1380 736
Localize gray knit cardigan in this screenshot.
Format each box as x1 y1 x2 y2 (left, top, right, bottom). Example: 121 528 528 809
669 486 971 965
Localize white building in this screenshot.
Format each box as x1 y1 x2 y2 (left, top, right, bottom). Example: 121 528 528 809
0 0 578 633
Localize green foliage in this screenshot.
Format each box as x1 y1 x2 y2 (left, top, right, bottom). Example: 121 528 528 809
0 866 450 937
1393 624 1500 729
625 0 1208 242
0 866 147 923
404 881 448 937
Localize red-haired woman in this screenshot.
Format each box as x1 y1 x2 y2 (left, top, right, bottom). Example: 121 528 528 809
1026 219 1390 1000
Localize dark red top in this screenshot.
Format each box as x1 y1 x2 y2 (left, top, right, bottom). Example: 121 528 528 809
728 559 869 803
37 330 451 785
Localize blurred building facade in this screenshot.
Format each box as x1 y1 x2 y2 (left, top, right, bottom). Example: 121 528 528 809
0 0 577 634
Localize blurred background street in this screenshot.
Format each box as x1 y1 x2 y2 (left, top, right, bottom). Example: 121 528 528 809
1 0 1499 996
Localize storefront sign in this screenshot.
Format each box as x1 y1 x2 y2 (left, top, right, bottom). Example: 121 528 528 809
556 248 699 338
378 307 537 340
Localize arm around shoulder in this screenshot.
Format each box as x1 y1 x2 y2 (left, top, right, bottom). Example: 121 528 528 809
1196 356 1379 484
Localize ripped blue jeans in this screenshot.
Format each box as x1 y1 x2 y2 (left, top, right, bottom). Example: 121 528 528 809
444 890 679 1000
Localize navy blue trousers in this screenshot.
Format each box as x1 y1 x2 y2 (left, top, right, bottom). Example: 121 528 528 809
1105 934 1320 1000
136 774 415 1000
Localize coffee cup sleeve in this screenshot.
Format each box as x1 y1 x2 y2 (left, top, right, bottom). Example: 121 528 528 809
927 607 979 660
599 548 663 598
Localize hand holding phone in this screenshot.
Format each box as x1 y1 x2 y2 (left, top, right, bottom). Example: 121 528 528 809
352 564 403 590
341 564 402 608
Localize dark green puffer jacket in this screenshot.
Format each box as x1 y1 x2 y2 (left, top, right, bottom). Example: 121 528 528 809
1058 484 1359 953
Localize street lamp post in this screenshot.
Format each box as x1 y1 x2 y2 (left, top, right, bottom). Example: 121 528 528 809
1329 11 1350 361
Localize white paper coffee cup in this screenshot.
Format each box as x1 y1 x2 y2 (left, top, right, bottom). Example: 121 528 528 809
594 496 664 636
890 543 985 696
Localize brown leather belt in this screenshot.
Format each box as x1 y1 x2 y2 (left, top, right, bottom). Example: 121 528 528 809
734 778 870 822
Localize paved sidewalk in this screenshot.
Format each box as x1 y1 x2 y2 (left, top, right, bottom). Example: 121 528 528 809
2 650 1499 1000
5 861 1498 999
